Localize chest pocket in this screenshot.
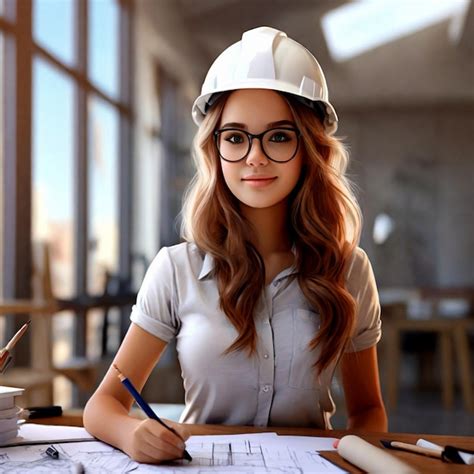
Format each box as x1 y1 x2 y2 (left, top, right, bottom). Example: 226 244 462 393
289 308 320 390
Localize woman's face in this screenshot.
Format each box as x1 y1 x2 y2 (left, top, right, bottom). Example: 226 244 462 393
217 89 303 210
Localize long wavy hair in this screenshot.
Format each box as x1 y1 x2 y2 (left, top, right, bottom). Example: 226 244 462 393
181 92 362 374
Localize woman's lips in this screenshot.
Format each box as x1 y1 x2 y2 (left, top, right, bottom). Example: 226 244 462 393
241 176 277 187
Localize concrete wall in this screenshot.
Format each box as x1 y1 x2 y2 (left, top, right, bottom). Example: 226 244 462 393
339 105 474 287
132 1 198 271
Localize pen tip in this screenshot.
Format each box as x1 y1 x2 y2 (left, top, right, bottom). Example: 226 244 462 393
380 440 392 448
26 320 31 326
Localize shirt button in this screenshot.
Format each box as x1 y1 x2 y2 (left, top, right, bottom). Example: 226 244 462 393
273 281 278 287
263 354 269 359
262 385 271 393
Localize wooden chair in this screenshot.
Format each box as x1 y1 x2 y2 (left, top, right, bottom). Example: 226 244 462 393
382 289 473 413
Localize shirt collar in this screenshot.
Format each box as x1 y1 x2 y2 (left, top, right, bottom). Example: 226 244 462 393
198 252 215 280
197 251 299 281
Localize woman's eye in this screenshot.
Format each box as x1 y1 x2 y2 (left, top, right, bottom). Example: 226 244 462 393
225 133 245 144
269 131 290 143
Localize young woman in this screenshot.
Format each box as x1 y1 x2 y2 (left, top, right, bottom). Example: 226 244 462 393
84 26 387 464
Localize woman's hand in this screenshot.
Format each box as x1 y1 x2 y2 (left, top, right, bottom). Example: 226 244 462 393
125 419 191 464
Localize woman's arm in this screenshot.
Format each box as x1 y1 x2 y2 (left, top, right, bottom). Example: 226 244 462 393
83 323 189 463
340 345 388 432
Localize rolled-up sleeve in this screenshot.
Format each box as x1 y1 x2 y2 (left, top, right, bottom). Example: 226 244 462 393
130 247 180 342
345 248 381 352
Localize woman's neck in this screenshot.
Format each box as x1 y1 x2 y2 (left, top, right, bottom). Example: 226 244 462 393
240 201 291 257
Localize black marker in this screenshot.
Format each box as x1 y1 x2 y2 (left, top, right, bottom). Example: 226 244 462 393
45 445 59 459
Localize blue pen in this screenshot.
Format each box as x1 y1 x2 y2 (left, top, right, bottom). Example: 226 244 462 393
113 364 192 462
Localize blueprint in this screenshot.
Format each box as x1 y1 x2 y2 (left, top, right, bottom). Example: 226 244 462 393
0 425 347 473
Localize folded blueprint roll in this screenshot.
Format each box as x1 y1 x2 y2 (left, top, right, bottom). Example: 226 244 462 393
337 435 418 474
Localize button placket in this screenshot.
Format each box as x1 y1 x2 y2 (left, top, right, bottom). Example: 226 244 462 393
254 290 275 427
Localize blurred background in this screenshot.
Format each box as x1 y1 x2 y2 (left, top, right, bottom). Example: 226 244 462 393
0 0 473 435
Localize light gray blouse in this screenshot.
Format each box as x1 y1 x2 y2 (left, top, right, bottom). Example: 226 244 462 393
130 242 381 428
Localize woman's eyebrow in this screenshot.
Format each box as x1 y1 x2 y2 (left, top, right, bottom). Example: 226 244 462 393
220 122 247 129
220 119 296 129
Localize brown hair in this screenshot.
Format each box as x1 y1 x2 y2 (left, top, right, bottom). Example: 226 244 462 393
181 92 361 374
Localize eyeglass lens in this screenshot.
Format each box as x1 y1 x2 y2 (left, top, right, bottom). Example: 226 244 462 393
216 128 299 162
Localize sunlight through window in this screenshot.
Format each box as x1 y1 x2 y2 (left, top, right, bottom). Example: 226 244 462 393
321 0 469 61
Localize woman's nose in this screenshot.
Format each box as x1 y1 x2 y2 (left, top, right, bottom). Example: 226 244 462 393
245 138 268 166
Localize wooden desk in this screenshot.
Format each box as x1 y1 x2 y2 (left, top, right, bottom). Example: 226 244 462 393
32 414 474 473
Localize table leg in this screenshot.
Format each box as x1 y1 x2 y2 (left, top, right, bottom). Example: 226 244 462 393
385 324 400 410
439 331 453 409
453 323 473 413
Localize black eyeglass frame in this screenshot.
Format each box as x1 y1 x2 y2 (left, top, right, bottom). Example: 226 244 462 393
213 127 301 163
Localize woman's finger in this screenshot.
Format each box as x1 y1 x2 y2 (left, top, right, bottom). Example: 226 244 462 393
142 425 185 459
139 437 183 462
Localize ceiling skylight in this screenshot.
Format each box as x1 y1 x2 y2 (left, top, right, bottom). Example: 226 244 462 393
321 0 469 62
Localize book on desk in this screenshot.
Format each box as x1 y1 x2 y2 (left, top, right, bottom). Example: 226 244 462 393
0 386 24 443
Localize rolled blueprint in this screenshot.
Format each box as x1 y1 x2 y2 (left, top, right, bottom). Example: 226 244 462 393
337 435 419 473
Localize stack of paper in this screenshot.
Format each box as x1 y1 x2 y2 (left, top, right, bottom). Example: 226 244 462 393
0 386 24 443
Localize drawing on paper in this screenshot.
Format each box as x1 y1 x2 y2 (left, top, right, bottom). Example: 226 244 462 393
0 434 346 473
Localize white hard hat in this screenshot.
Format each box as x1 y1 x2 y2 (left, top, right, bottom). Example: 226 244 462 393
192 26 338 134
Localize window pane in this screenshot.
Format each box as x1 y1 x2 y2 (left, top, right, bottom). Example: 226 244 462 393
89 0 119 98
0 0 14 20
32 58 75 299
33 0 75 66
0 33 4 300
32 59 76 407
88 95 119 295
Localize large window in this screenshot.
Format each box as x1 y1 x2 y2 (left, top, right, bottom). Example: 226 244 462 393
1 0 133 406
87 96 119 295
0 31 4 325
32 58 75 299
0 2 14 341
0 31 4 301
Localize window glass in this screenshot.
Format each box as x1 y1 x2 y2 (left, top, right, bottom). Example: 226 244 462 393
88 95 119 294
33 0 74 66
0 0 15 21
32 58 75 407
32 58 75 299
0 32 4 301
89 0 119 98
87 96 119 358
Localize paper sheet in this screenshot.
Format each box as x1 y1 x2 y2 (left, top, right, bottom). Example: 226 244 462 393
0 425 347 473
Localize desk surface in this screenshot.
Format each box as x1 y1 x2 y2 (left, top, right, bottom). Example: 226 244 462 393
31 413 474 473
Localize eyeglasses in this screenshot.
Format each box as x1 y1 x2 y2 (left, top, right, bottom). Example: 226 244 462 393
214 127 301 163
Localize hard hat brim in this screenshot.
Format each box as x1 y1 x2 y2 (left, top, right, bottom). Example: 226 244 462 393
191 83 338 135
